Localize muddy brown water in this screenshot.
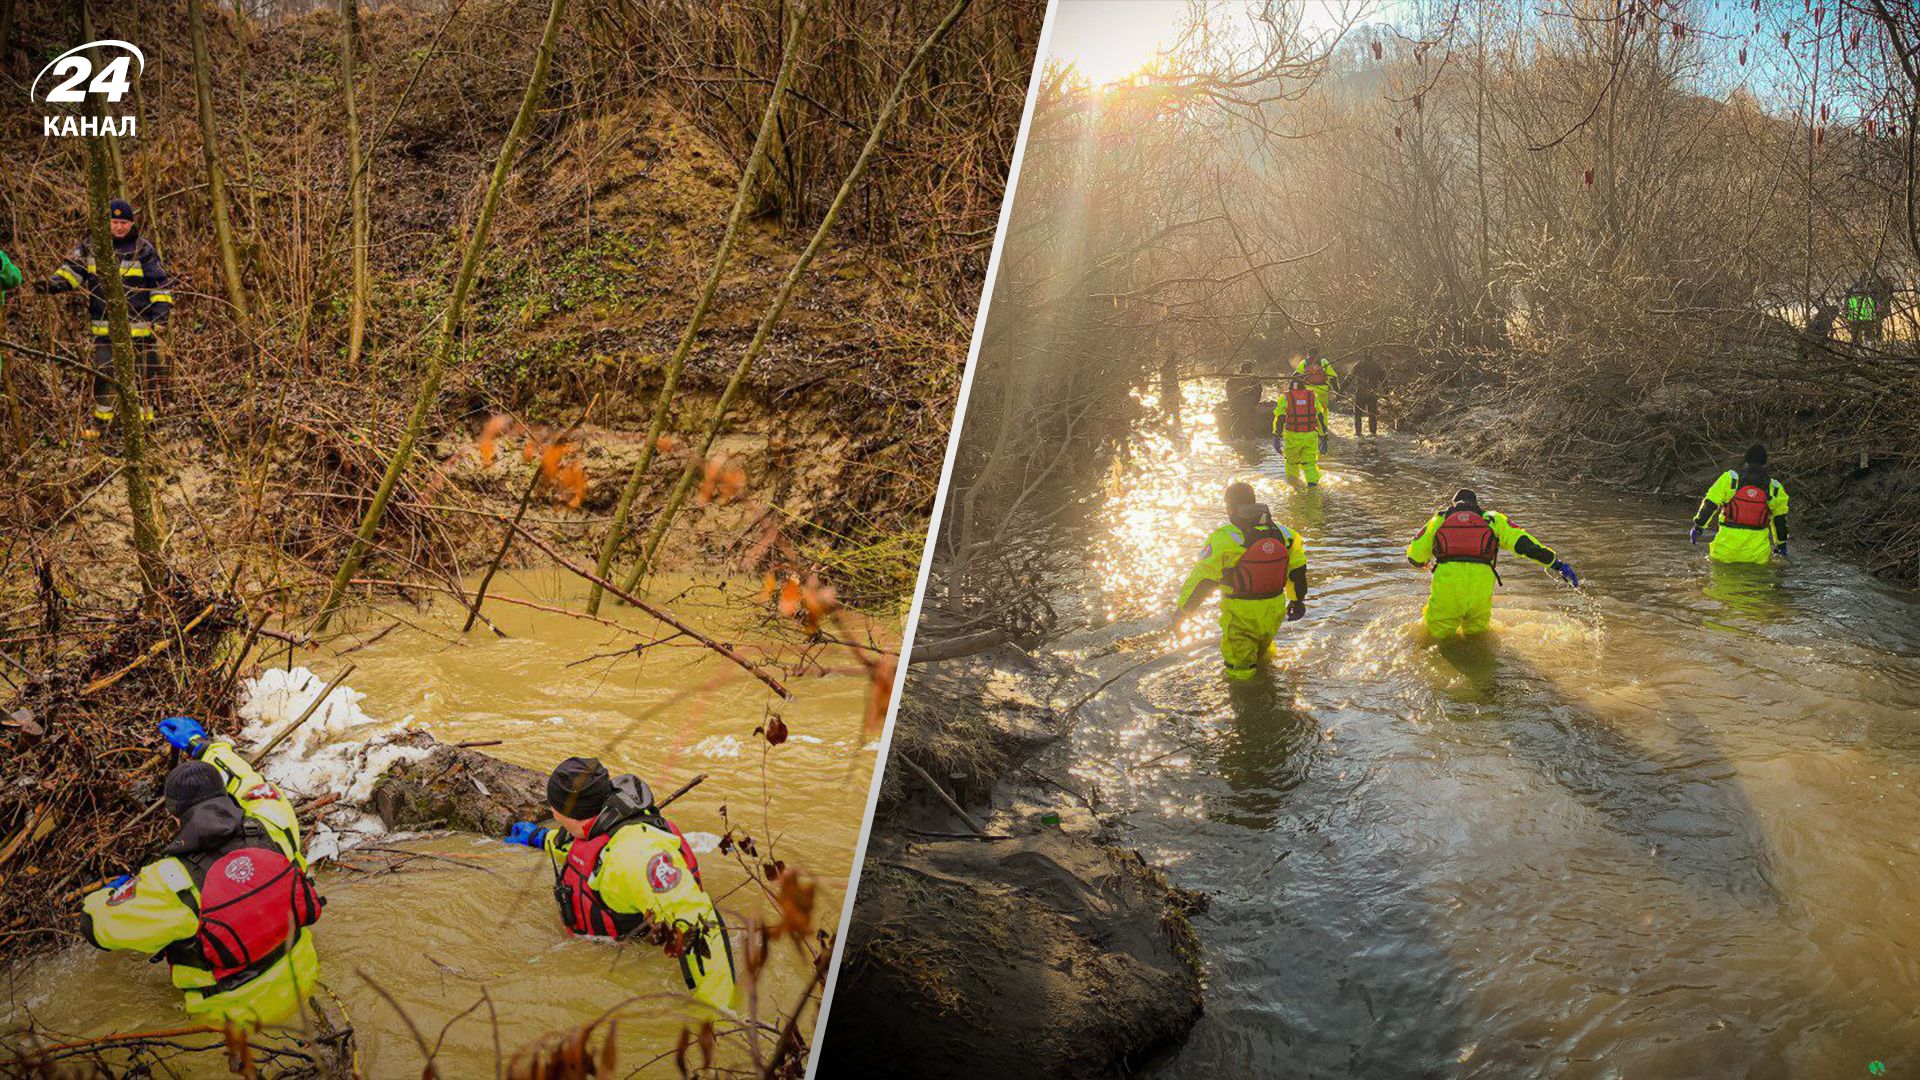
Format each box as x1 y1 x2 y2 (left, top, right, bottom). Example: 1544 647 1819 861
1027 382 1920 1077
3 572 883 1076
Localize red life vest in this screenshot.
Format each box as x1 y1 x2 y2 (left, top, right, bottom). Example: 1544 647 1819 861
1223 526 1292 599
1282 388 1319 433
555 821 702 939
1721 479 1771 529
1432 509 1498 564
1302 360 1328 386
193 847 321 983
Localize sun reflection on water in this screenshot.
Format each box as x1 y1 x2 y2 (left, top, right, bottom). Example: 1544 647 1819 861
1089 382 1246 624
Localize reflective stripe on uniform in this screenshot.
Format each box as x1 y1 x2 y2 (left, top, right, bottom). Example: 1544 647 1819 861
90 322 153 337
55 266 82 286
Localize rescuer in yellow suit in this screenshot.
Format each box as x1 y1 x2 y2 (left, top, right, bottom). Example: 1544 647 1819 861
1690 443 1789 565
1406 488 1579 638
1273 375 1327 485
1174 481 1309 679
507 757 741 1011
80 718 321 1027
1292 348 1340 416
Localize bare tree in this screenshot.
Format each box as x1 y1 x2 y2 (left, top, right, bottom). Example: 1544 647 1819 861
313 0 570 632
187 0 252 331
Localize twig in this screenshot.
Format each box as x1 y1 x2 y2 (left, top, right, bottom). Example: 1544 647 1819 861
506 521 793 700
249 664 356 767
894 755 988 837
464 395 597 634
658 772 707 809
79 602 218 697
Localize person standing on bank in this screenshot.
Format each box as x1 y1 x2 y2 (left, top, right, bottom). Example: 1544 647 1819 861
35 199 173 439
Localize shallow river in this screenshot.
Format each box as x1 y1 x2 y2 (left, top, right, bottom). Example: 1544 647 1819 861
1041 382 1920 1077
4 571 883 1075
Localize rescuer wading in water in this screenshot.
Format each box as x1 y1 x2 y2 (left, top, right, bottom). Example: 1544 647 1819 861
1174 481 1309 680
1273 374 1327 486
78 717 323 1027
505 757 741 1011
1292 347 1338 451
1691 444 1790 564
1406 488 1579 638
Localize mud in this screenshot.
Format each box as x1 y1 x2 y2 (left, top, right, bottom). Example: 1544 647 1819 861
828 652 1204 1077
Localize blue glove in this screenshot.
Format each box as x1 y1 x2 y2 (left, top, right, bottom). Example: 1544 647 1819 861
106 873 132 890
1688 526 1702 545
505 821 549 848
1550 559 1580 587
158 716 207 755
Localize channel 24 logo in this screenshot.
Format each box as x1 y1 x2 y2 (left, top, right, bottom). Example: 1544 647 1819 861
31 40 144 138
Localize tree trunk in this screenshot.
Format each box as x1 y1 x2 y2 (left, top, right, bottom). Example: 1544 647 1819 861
83 86 165 604
312 0 569 633
187 0 251 329
586 0 809 615
234 0 264 237
340 0 370 365
0 0 17 74
77 2 123 197
618 0 974 592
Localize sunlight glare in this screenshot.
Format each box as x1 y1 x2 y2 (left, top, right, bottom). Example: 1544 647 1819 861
1047 0 1188 85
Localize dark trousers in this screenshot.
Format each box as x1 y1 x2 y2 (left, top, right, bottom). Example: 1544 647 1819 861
90 338 160 419
1352 390 1379 436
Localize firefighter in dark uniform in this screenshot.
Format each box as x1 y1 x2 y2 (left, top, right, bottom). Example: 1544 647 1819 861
35 198 173 438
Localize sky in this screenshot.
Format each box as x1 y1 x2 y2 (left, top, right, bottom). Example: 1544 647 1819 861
1046 1 1380 84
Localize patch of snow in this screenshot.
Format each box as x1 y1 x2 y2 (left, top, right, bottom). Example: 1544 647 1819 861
237 666 431 807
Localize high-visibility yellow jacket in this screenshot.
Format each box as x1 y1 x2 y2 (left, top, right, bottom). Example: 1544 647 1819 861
1178 513 1307 612
79 742 319 1027
541 776 741 1011
1406 507 1555 570
1695 469 1789 564
1292 357 1340 393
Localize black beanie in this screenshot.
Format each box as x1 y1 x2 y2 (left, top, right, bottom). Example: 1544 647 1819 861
1744 443 1767 466
164 761 226 818
1452 488 1480 509
547 756 613 820
108 199 135 222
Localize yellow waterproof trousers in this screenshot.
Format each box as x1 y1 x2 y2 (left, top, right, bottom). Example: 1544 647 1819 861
1709 525 1775 565
180 932 322 1028
1281 430 1321 484
1422 562 1496 638
1219 595 1290 679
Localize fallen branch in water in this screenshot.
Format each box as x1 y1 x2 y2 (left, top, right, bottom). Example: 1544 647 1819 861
505 522 793 700
659 773 707 809
296 792 341 819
